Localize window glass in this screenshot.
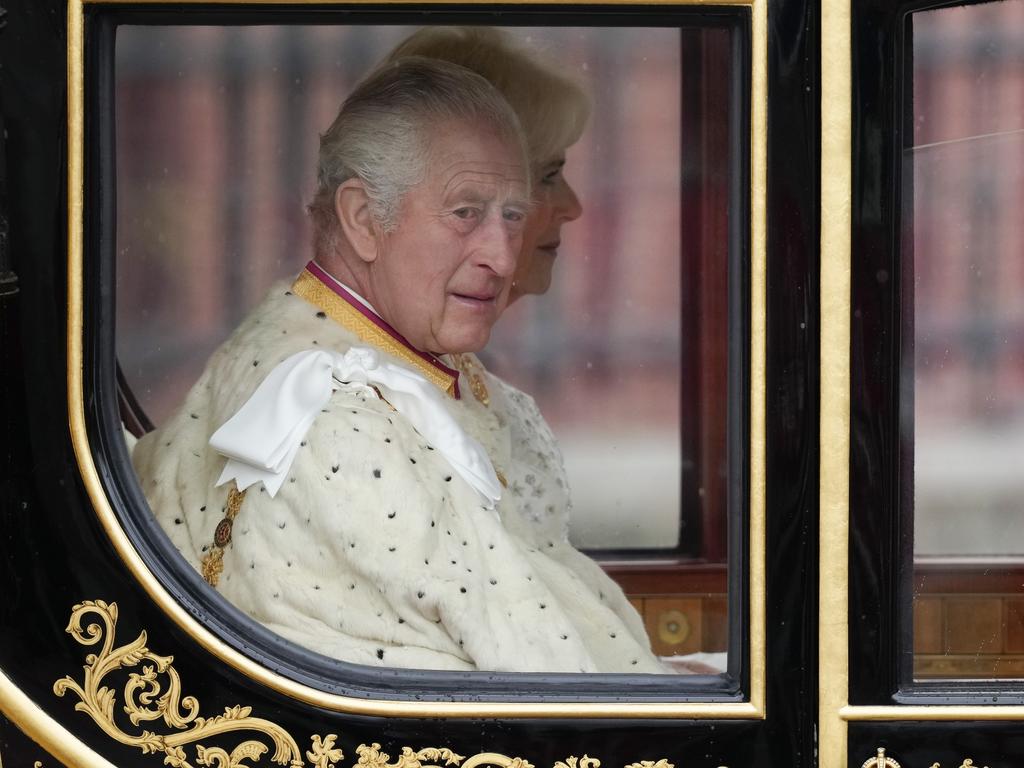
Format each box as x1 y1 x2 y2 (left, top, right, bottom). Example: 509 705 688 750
116 23 742 674
908 0 1024 679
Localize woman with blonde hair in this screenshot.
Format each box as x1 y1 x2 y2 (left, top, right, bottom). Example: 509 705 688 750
383 26 587 302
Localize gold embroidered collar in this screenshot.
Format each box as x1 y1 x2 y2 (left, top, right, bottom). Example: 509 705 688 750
291 261 460 399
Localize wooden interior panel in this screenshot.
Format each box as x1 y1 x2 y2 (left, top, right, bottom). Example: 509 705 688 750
912 564 1024 678
701 595 728 652
629 597 646 620
914 654 1024 678
913 596 943 654
1004 598 1024 654
943 597 1003 655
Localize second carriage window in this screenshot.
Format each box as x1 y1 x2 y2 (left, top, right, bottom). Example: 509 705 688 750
906 0 1024 680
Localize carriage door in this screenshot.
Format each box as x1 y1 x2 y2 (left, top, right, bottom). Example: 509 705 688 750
821 0 1024 764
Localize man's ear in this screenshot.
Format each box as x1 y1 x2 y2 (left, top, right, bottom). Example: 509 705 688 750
335 179 380 264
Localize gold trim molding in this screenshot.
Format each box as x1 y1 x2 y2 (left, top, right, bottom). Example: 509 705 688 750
841 705 1024 722
66 0 767 719
818 0 852 763
0 665 115 768
82 0 753 5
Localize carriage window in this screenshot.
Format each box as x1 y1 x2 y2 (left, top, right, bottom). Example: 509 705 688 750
115 21 747 677
907 0 1024 679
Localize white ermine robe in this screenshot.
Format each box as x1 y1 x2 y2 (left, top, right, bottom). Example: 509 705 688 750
133 266 665 673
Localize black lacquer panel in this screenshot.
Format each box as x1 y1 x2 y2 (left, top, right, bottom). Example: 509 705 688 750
849 722 1024 768
760 0 820 762
850 0 908 706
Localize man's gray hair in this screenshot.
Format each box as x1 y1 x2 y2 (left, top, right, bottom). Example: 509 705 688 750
308 56 528 256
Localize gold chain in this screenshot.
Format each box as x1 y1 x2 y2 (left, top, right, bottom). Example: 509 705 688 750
199 486 247 587
450 353 490 407
448 355 506 489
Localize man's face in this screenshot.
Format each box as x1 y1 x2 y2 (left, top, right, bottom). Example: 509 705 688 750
367 120 530 355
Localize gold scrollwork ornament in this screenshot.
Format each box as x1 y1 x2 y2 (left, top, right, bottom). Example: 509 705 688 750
51 600 682 768
929 761 988 768
554 757 598 768
308 736 345 768
355 743 536 768
355 743 464 768
52 600 336 768
463 754 532 768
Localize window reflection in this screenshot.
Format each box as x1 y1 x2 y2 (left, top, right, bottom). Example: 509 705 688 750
908 0 1024 679
116 23 739 673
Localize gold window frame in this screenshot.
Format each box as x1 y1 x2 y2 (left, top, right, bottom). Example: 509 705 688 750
64 0 768 720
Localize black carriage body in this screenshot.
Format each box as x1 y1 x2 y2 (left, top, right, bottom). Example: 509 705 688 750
0 1 817 764
10 0 1019 765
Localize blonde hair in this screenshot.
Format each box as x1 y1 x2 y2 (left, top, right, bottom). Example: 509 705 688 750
308 56 527 257
383 27 591 172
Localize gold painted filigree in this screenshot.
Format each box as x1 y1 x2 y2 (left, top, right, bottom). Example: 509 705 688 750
355 743 536 768
355 743 464 768
554 757 599 768
929 761 988 768
308 736 345 768
52 600 339 768
50 600 700 768
462 755 532 768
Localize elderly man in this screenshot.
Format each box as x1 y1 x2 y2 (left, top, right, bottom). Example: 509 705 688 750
133 58 664 674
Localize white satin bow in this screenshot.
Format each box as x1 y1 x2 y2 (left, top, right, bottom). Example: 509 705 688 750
209 347 503 506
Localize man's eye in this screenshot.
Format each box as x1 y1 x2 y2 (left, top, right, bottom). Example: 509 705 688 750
452 207 478 220
503 209 526 223
540 168 562 186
